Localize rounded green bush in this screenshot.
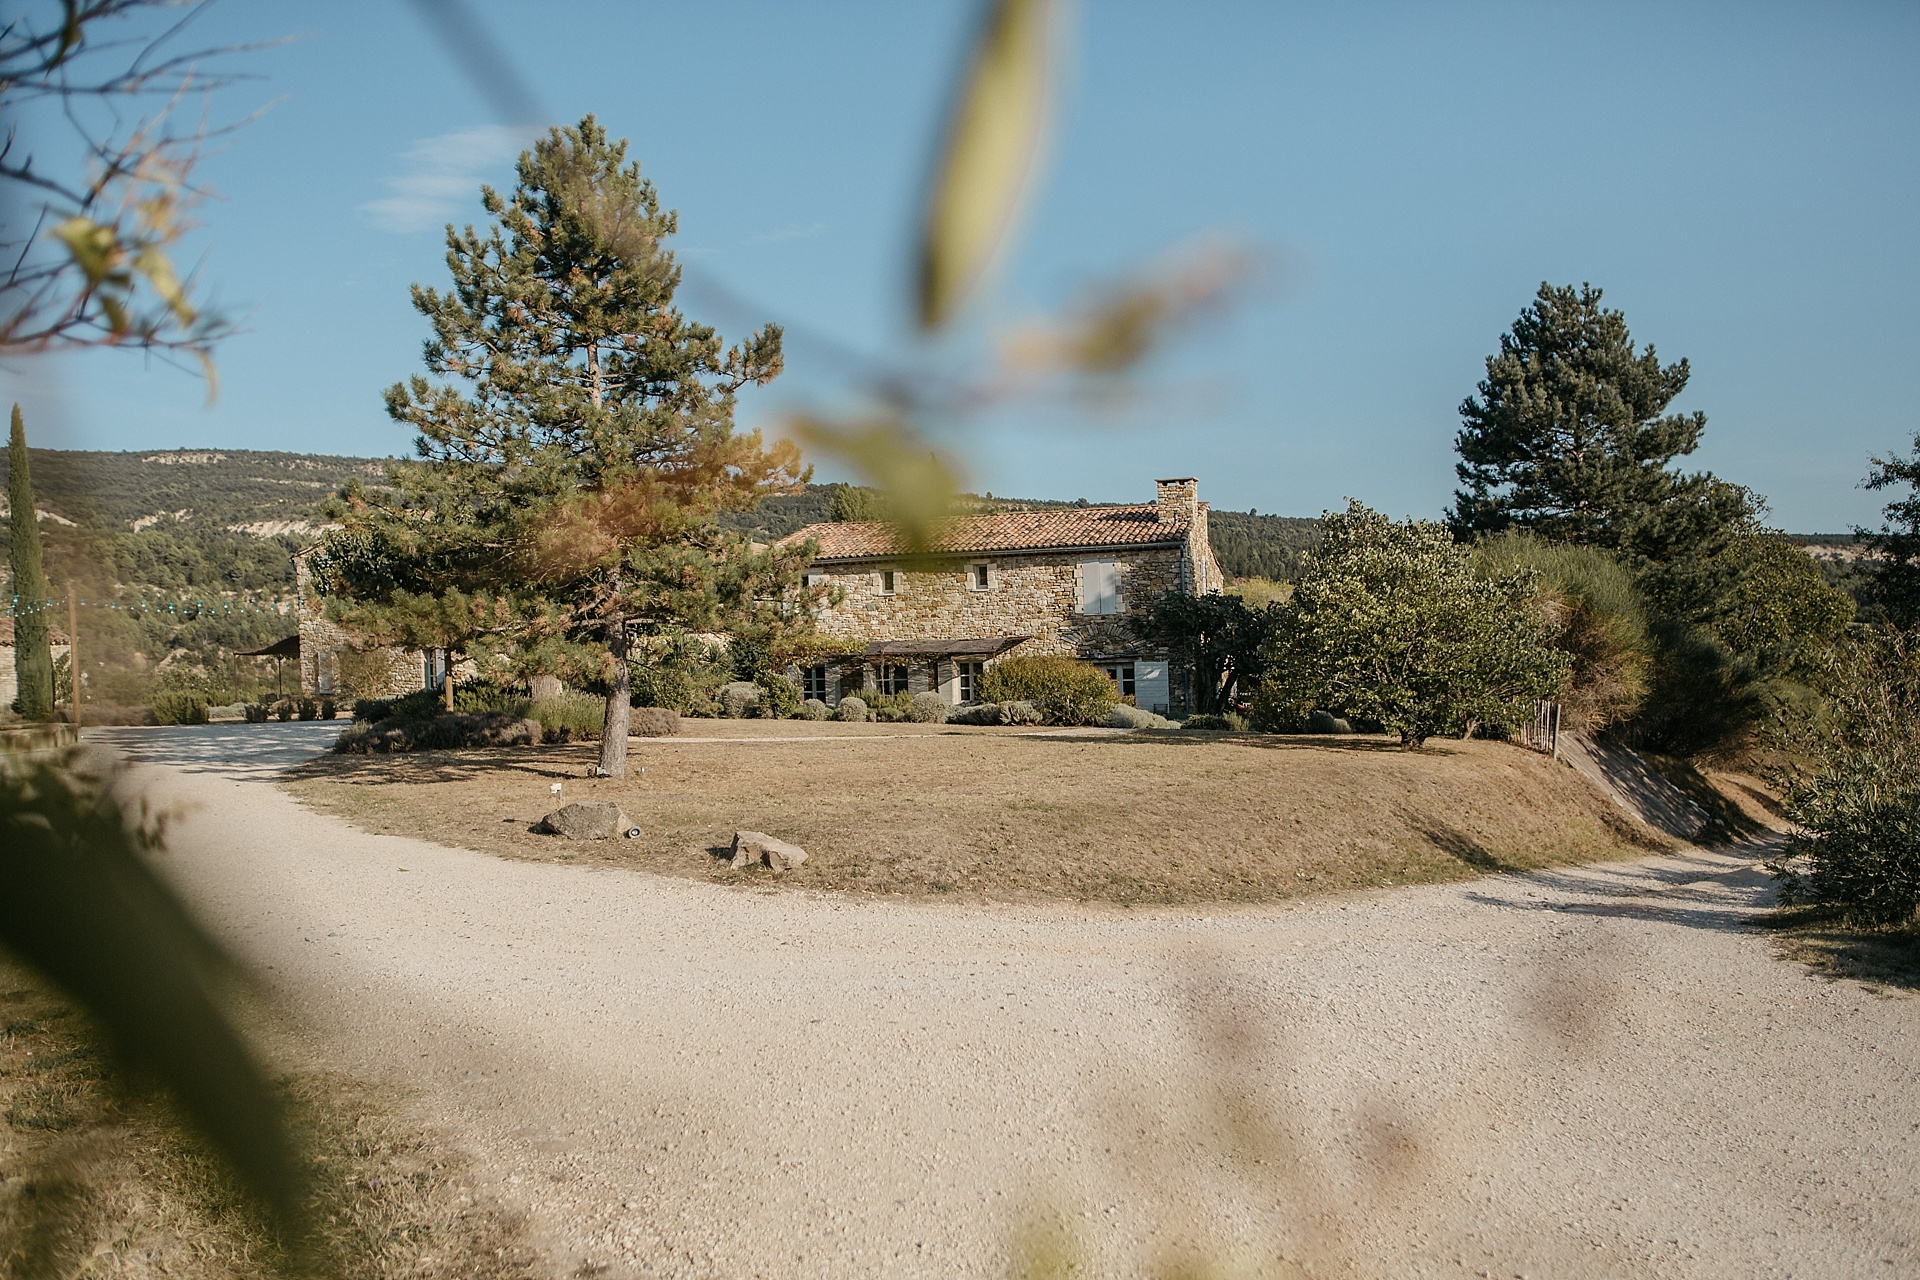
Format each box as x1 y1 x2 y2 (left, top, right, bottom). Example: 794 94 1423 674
834 695 868 723
977 656 1117 726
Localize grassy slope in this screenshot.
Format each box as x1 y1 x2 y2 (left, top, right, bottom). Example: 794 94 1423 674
282 726 1669 907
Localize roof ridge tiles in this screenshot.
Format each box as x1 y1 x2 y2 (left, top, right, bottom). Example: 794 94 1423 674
783 502 1193 561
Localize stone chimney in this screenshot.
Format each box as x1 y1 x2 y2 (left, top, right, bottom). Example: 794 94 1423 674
1156 477 1198 525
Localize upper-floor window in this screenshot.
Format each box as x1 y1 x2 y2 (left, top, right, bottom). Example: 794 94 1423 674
968 563 991 591
877 569 897 594
1078 560 1119 615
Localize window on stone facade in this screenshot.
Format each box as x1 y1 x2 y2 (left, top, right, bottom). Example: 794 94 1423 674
956 661 984 703
874 662 909 696
802 665 829 701
1078 560 1119 614
878 569 896 594
1102 663 1136 699
969 563 991 590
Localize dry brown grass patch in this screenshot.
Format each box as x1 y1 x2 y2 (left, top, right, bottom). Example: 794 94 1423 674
283 724 1669 906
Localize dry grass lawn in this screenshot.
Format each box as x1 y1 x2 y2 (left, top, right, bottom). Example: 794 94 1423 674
282 722 1670 905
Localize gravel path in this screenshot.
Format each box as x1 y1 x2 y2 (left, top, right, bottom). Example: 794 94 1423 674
100 724 1920 1279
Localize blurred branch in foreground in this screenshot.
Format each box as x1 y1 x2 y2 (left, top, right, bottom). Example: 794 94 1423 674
0 0 271 384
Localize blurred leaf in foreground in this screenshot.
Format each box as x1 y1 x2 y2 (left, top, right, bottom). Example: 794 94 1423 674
999 238 1262 388
786 413 965 557
0 749 307 1240
918 0 1061 331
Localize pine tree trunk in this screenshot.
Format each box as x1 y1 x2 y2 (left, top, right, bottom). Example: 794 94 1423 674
8 405 55 720
597 613 630 777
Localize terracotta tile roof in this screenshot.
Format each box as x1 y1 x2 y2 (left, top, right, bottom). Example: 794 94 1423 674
786 504 1192 561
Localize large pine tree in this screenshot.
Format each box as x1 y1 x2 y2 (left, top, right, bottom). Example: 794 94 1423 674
8 404 54 719
319 117 807 777
1448 283 1754 579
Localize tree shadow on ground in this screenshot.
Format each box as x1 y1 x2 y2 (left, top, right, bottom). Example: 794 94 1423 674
1400 812 1521 874
286 745 596 787
1462 837 1784 935
1020 730 1438 755
1755 907 1920 994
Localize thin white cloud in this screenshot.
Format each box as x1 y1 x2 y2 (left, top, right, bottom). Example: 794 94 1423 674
361 125 539 234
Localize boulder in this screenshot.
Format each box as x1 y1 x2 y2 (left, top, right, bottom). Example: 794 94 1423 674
731 829 808 872
541 801 631 840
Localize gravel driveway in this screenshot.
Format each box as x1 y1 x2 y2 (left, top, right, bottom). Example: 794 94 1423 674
99 725 1920 1279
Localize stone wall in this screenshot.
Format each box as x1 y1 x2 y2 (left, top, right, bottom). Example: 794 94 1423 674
806 544 1188 661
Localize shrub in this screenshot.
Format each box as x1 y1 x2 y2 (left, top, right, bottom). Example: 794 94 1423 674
999 700 1044 726
69 704 158 726
798 697 830 720
631 661 702 713
629 706 681 737
1472 531 1653 734
861 690 913 722
294 698 319 721
1775 628 1920 927
529 691 604 743
334 712 541 754
977 656 1117 726
1306 710 1353 734
718 681 760 719
243 703 270 723
835 695 868 723
1107 704 1168 729
946 702 1002 726
1253 501 1568 747
454 680 532 716
151 692 210 726
1182 712 1248 731
754 674 802 720
273 701 294 722
908 691 948 724
319 699 337 720
353 688 449 724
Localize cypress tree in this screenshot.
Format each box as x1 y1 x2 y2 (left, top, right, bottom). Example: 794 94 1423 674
8 405 54 719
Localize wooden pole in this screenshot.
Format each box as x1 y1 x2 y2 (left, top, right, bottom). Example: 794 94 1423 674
66 581 79 728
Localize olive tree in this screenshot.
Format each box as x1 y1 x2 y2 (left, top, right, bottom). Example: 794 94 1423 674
1252 501 1568 747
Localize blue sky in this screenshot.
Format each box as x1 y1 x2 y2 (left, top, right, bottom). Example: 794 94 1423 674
3 0 1916 531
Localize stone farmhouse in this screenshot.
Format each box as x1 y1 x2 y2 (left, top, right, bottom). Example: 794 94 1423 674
291 547 454 701
287 477 1223 714
780 478 1223 716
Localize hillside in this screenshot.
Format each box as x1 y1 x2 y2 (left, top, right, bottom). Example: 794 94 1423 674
0 448 385 707
0 447 382 596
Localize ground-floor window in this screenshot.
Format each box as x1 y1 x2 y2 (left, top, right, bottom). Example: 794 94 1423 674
874 662 910 696
956 660 984 702
1102 663 1136 699
802 664 829 701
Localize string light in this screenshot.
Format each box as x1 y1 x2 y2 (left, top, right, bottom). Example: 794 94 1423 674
2 594 293 619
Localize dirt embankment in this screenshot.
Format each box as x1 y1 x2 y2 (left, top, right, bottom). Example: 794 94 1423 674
282 725 1670 905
